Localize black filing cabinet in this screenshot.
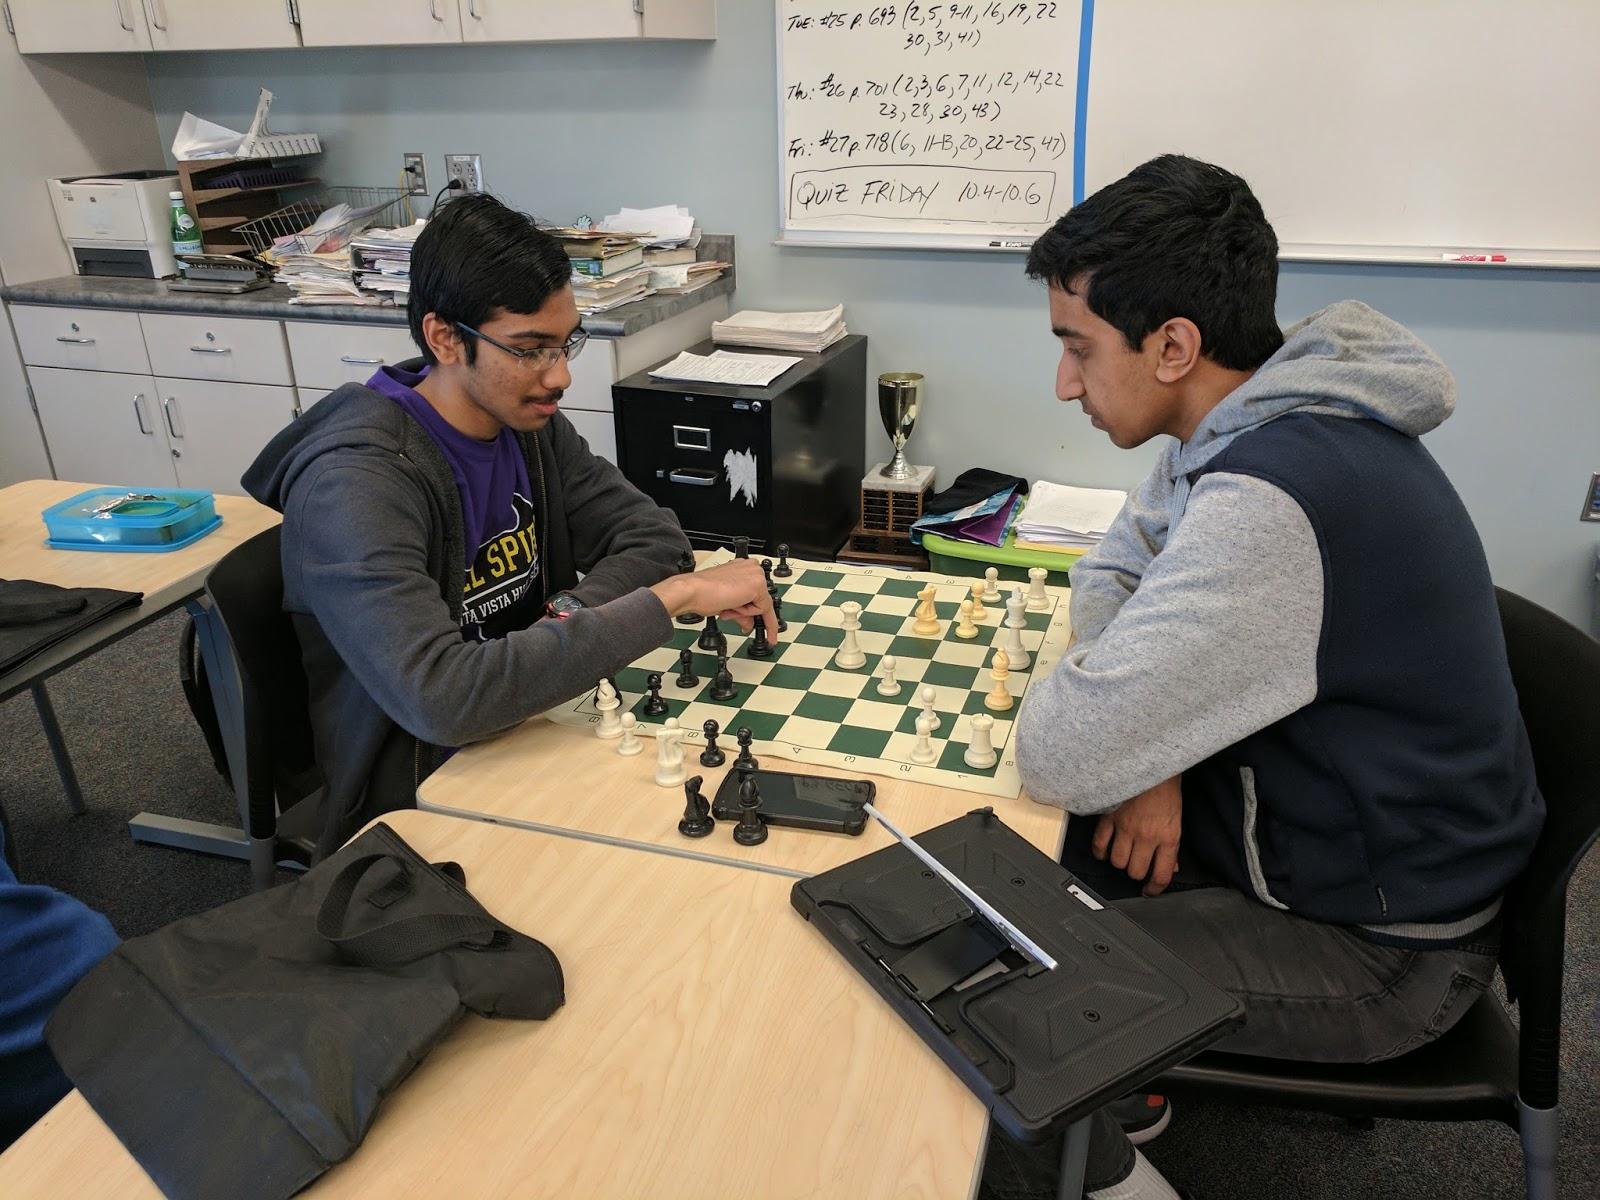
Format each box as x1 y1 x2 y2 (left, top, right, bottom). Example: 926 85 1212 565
612 335 866 558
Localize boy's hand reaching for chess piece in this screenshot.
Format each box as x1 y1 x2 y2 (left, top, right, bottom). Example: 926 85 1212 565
650 560 777 636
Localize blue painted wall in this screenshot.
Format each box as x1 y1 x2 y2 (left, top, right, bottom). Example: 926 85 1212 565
142 1 1598 627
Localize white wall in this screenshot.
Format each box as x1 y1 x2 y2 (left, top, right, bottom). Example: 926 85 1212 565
0 44 164 485
131 2 1600 627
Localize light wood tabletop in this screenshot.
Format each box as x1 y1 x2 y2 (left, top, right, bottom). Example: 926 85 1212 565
419 713 1069 877
0 809 989 1200
0 479 279 698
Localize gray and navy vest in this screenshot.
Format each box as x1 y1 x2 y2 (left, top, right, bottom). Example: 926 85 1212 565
1180 412 1543 944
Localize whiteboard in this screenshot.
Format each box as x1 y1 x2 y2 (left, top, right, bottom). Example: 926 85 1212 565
775 1 1600 266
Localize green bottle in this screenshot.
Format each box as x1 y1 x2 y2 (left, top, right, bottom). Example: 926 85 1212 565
169 190 202 255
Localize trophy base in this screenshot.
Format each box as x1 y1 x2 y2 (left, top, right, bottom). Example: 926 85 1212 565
865 462 935 494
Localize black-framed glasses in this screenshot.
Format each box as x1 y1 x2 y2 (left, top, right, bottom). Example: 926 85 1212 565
456 322 588 370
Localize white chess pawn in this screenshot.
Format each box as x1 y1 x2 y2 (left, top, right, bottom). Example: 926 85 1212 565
968 581 989 623
997 587 1029 671
876 655 902 697
835 600 866 669
985 649 1014 712
980 567 1002 605
654 717 687 787
595 678 622 739
616 712 643 756
964 713 998 769
954 598 979 639
912 585 941 637
918 684 941 732
1025 566 1050 611
910 710 937 764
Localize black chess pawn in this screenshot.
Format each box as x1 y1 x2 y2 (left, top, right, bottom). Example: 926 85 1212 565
675 647 699 688
761 558 775 591
643 672 669 716
699 719 726 767
708 655 737 702
747 615 773 659
734 726 760 772
773 591 788 634
697 613 721 652
675 549 702 623
733 535 750 560
678 776 714 838
773 544 793 578
732 771 767 846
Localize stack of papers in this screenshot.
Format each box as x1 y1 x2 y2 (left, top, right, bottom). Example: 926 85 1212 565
351 222 425 301
648 350 802 387
1014 482 1128 550
648 260 729 295
712 304 847 353
599 204 698 248
571 267 654 314
270 249 373 306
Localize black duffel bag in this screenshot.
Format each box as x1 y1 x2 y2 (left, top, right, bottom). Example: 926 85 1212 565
45 821 564 1199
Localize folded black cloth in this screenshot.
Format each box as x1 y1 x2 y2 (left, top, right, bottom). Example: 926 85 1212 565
0 580 142 678
46 821 564 1200
922 469 1029 517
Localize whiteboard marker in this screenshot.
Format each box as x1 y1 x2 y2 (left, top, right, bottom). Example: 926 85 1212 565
1442 253 1508 263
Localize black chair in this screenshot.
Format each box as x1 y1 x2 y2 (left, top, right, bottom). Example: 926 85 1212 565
0 794 18 877
197 526 323 890
1155 588 1600 1200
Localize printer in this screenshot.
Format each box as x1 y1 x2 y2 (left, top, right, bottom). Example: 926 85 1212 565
49 171 182 279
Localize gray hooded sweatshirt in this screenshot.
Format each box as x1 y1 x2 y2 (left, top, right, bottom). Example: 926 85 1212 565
1015 301 1542 939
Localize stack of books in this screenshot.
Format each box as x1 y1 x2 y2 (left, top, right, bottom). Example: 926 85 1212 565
1013 482 1128 552
712 304 847 353
350 222 424 303
547 231 652 314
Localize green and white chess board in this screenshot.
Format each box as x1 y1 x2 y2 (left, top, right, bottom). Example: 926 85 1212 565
546 555 1073 799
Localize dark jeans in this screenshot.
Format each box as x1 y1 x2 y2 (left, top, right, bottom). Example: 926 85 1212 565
981 819 1500 1198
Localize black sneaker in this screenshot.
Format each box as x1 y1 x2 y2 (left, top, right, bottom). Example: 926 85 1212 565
1111 1092 1171 1145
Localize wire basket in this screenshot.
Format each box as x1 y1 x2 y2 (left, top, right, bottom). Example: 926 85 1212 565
237 186 409 259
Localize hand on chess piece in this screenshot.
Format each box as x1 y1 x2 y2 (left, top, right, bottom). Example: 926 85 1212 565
650 559 777 635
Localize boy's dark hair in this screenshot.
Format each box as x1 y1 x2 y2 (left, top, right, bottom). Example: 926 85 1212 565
1026 155 1283 371
407 193 573 366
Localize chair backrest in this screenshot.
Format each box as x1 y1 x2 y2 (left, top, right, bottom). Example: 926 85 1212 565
203 526 321 840
1493 587 1600 1108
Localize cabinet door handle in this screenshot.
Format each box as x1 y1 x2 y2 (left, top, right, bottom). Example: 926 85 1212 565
149 0 168 31
339 354 384 365
113 0 134 32
162 397 183 439
132 395 152 435
55 335 97 345
429 0 445 21
672 424 711 450
468 0 483 18
668 469 718 487
189 345 233 355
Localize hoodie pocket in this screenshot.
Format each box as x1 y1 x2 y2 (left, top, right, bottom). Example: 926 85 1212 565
1240 766 1290 911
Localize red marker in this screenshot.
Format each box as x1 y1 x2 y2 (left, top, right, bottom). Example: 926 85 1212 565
1442 253 1508 263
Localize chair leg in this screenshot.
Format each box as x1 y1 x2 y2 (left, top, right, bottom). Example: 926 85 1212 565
32 682 86 815
1517 1099 1558 1200
248 835 276 893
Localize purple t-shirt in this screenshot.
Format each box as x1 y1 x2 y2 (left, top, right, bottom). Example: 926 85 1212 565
368 365 541 641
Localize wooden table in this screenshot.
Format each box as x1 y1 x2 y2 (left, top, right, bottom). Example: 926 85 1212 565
0 809 990 1199
419 714 1069 878
0 480 278 817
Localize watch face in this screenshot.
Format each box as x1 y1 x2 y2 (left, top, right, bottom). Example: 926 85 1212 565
548 593 585 617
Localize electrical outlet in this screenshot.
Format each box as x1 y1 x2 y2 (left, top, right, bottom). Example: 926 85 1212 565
1581 472 1600 523
444 154 485 194
402 152 428 196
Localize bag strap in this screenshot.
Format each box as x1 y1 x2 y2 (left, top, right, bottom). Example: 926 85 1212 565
316 852 503 967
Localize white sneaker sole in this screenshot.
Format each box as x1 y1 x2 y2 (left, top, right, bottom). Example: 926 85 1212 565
1125 1103 1172 1146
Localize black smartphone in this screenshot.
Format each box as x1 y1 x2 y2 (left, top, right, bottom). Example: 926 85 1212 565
711 769 874 835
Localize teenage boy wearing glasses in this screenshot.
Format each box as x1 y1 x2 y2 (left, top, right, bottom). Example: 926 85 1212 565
245 194 774 857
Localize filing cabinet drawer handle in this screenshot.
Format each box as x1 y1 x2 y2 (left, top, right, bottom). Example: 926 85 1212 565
340 355 384 365
668 469 718 487
162 397 183 439
672 424 712 450
189 345 233 355
132 395 152 436
430 0 446 20
55 336 96 345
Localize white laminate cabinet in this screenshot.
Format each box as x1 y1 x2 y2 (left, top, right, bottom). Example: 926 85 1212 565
29 367 176 487
10 305 151 375
7 0 154 53
285 320 418 390
154 378 297 495
140 313 293 386
295 0 462 47
563 407 617 465
460 0 714 41
139 0 300 50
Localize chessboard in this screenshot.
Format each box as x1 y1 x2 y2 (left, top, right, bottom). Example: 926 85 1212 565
546 553 1073 799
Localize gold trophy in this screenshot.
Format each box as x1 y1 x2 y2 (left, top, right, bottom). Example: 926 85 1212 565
877 372 923 481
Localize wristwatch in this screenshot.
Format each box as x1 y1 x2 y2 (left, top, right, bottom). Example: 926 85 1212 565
545 592 586 620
